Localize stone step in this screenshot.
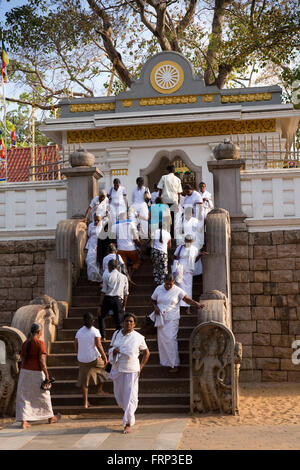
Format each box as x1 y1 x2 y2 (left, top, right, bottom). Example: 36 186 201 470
57 326 195 341
50 393 189 407
52 404 190 415
73 282 202 297
51 378 189 394
50 338 190 354
63 314 197 329
47 351 189 367
48 364 189 380
72 295 156 307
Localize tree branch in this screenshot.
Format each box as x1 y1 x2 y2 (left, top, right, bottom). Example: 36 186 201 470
87 0 132 88
6 97 59 110
176 0 198 36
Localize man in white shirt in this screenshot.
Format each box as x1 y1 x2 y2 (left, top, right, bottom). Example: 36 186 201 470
110 211 141 279
150 183 159 204
98 259 129 340
198 181 214 219
131 176 150 239
157 165 183 237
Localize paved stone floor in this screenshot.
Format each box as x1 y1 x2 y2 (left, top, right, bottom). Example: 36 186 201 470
0 415 188 451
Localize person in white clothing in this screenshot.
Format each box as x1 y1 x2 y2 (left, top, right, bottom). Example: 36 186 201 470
85 214 102 282
175 206 204 248
182 184 203 219
151 274 204 373
131 177 150 239
151 221 171 285
84 189 109 224
102 243 125 274
157 165 182 237
109 313 150 433
108 178 127 222
199 182 214 219
74 312 108 409
150 183 159 204
111 212 141 279
173 234 205 312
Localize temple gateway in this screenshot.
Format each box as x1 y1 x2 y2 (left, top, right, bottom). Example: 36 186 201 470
41 51 299 201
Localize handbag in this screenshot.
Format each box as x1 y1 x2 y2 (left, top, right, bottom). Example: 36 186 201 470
105 329 121 372
139 314 157 338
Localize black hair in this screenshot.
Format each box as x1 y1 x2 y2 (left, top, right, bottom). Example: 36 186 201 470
153 183 158 189
123 313 137 323
83 312 94 329
164 273 175 283
108 258 118 270
155 196 163 204
136 177 144 185
24 323 42 363
113 178 120 185
108 243 117 253
184 184 192 190
167 165 175 173
199 181 206 186
159 221 163 243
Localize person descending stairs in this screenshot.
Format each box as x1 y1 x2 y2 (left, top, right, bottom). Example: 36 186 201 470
47 257 202 415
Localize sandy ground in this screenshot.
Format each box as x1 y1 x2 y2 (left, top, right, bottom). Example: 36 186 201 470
178 382 300 450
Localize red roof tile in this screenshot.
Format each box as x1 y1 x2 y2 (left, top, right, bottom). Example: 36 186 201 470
0 146 62 182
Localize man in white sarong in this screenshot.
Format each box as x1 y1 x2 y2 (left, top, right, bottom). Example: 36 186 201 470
198 181 214 219
173 234 205 312
151 274 203 373
85 214 102 282
131 176 150 239
109 313 150 433
84 189 109 224
108 178 127 223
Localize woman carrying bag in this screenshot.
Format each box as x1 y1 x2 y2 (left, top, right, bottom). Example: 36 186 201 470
108 313 150 434
16 322 61 429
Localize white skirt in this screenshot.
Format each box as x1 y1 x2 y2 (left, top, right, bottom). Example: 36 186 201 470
16 369 54 422
157 319 180 368
176 271 193 306
86 246 101 282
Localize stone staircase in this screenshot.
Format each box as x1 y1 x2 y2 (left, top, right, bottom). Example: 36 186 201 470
48 258 202 415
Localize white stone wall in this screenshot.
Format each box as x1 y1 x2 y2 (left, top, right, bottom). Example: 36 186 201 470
0 181 67 240
241 168 300 231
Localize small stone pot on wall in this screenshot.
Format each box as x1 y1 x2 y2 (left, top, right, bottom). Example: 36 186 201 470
213 139 240 160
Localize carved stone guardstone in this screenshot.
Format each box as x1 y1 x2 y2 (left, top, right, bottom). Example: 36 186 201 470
190 321 242 415
0 327 26 417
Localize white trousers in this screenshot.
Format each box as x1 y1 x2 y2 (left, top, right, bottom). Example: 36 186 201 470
110 370 139 427
86 246 101 282
157 319 180 368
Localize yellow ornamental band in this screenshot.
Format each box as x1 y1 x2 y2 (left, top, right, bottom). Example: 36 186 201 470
150 61 184 94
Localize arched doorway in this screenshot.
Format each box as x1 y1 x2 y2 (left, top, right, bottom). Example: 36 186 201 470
140 149 202 192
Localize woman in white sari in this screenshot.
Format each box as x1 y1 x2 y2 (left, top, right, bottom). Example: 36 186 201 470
85 214 102 282
173 234 206 312
151 274 204 373
109 313 150 434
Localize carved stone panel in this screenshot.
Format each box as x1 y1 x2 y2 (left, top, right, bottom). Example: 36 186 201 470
0 327 26 417
190 321 242 415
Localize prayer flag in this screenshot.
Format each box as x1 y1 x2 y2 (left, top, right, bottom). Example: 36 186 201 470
1 40 9 83
10 118 16 147
0 131 5 159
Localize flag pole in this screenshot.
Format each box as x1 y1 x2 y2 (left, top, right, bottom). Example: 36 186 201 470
2 76 8 182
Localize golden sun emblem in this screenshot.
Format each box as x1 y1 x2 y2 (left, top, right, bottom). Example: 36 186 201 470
150 61 184 94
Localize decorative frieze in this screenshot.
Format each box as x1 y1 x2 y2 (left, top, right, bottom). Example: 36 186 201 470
69 102 115 112
139 95 197 106
111 169 128 176
67 118 276 143
221 93 272 103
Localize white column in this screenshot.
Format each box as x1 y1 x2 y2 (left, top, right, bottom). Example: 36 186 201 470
106 147 131 193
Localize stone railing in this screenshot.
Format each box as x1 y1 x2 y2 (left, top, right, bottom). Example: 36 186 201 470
241 168 300 232
0 180 67 240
